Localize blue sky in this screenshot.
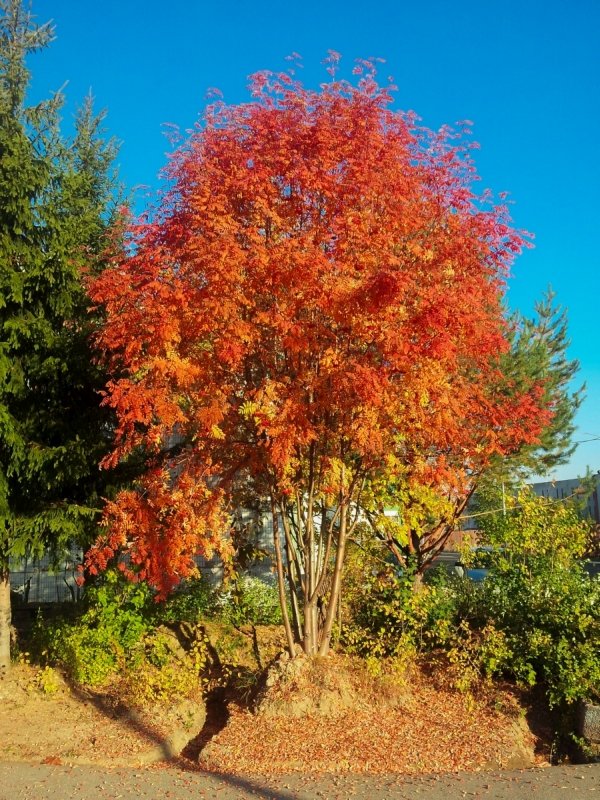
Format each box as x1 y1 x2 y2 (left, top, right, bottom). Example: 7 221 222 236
30 0 599 480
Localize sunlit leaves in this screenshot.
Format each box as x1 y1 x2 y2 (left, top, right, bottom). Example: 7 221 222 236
89 59 549 592
477 485 591 564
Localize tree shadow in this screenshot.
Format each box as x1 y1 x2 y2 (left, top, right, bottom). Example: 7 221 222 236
521 685 555 763
13 603 302 798
180 684 229 761
68 682 302 800
184 771 303 799
67 681 185 762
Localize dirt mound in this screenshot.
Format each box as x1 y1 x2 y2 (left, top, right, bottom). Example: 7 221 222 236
0 657 546 775
200 657 541 775
253 652 412 718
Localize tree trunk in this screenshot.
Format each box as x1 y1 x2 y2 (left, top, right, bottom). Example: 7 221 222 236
318 503 348 656
271 501 296 658
0 564 11 673
303 599 318 656
412 570 425 591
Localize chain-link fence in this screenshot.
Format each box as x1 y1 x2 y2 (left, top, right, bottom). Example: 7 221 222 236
9 547 84 604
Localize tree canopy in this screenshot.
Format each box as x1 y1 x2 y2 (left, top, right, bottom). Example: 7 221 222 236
88 59 550 655
370 288 584 573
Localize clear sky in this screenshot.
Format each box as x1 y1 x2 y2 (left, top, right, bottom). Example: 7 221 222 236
29 0 599 481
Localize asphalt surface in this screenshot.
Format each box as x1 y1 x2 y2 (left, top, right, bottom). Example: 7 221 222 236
0 762 598 799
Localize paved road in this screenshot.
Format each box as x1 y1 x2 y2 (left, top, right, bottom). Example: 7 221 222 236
0 762 598 799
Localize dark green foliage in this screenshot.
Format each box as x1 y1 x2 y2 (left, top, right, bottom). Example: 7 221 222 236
0 0 122 576
158 575 219 624
463 490 600 706
159 573 283 627
443 557 600 708
216 576 284 627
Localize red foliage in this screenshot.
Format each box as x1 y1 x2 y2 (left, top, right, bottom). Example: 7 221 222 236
87 61 550 595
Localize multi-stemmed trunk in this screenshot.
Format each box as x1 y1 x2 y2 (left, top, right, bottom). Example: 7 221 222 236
270 461 364 659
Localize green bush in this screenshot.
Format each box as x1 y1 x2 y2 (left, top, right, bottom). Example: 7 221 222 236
342 534 600 708
158 575 218 624
83 568 154 649
437 487 600 707
37 568 154 687
479 557 600 706
465 488 600 706
155 572 282 628
31 569 211 702
342 566 460 661
416 555 600 707
53 625 121 686
31 568 282 696
216 575 283 626
121 629 207 706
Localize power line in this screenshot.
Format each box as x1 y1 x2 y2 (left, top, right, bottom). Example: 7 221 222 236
458 490 591 522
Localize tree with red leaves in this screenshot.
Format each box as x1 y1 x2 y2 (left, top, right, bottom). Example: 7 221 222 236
88 56 549 657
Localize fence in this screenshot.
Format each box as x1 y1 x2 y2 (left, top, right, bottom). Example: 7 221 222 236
9 547 84 604
8 507 278 604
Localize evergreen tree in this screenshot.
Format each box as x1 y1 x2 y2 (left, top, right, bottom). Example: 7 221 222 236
0 0 121 671
482 289 584 489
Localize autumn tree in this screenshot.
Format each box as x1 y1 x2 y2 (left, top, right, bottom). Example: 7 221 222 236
0 0 121 671
88 57 549 657
368 290 583 577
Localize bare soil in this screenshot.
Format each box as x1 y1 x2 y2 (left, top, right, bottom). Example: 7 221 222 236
0 664 204 766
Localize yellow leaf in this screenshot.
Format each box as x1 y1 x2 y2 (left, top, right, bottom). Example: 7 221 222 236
210 424 225 440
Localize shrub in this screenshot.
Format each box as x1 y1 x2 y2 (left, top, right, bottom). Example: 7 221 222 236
37 569 154 687
32 570 210 702
121 629 207 707
53 625 120 686
342 566 459 662
216 575 283 626
444 620 513 694
158 575 218 624
342 523 600 709
32 568 272 699
480 557 600 706
441 487 600 707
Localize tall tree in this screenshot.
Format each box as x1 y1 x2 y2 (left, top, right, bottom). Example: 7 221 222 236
88 58 549 657
0 0 121 671
489 291 583 481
